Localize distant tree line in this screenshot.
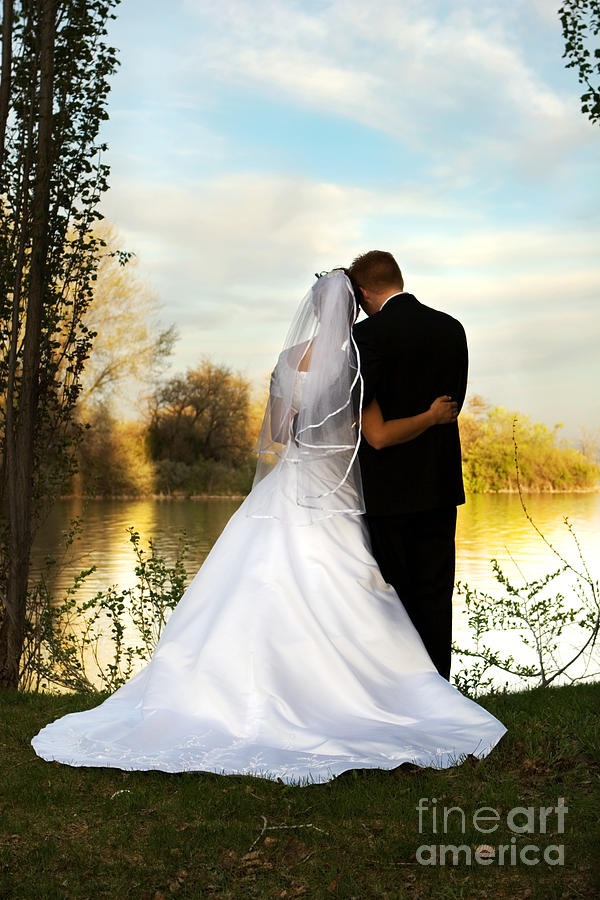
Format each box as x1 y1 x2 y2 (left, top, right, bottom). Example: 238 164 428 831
72 358 262 498
70 385 599 500
460 396 599 493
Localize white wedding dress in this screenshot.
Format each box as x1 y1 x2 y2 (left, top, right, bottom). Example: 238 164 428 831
31 368 506 784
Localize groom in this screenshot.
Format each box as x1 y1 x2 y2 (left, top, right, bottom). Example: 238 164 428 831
350 251 468 680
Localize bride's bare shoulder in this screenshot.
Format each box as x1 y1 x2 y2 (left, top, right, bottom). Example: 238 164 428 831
278 340 312 372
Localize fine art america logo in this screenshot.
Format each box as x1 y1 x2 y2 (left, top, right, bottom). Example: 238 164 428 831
415 797 568 866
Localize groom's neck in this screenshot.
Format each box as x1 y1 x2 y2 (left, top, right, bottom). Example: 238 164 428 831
364 285 405 315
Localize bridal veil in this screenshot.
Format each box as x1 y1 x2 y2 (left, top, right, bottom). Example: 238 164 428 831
249 269 365 523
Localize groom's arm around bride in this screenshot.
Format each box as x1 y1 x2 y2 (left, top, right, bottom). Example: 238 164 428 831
350 251 468 681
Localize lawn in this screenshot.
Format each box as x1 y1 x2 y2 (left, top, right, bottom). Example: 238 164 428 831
1 683 598 899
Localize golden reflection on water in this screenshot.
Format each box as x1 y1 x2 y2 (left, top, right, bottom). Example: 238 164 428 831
456 492 600 586
454 493 600 683
32 496 243 601
30 493 599 686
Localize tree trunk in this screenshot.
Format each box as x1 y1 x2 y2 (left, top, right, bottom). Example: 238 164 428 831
1 49 37 524
0 0 14 502
0 0 13 177
0 0 56 689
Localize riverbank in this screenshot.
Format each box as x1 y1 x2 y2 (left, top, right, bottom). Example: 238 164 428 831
59 492 249 501
2 682 598 898
59 485 600 501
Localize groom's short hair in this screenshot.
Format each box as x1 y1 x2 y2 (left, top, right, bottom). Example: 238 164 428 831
349 251 404 292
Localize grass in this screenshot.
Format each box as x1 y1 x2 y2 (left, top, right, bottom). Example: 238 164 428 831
1 683 599 899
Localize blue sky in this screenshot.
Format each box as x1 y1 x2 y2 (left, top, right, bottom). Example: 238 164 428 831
100 0 599 438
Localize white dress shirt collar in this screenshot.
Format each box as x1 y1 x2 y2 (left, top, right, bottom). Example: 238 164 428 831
379 291 406 312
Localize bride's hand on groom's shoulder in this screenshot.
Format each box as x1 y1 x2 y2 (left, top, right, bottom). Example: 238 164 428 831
429 396 458 425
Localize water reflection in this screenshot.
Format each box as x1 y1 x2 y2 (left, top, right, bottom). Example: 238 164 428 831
30 492 600 688
456 492 600 585
32 497 243 603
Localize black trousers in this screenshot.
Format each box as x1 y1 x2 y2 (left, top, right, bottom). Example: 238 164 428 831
365 506 457 680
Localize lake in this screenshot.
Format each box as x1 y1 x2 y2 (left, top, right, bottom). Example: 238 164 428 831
30 492 600 689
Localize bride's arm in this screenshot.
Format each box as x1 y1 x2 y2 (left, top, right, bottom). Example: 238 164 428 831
269 395 288 444
361 396 458 450
269 342 313 443
269 370 290 444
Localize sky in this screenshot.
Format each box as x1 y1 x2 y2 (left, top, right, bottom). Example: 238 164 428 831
99 0 600 438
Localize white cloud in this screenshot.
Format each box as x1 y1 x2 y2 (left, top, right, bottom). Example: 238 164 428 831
395 226 600 278
100 1 599 435
522 0 565 26
179 0 590 181
101 171 600 430
102 171 462 304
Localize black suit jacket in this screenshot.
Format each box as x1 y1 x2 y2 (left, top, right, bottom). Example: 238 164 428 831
353 292 468 515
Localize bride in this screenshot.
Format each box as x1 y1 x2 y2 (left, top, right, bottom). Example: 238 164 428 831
31 269 506 784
